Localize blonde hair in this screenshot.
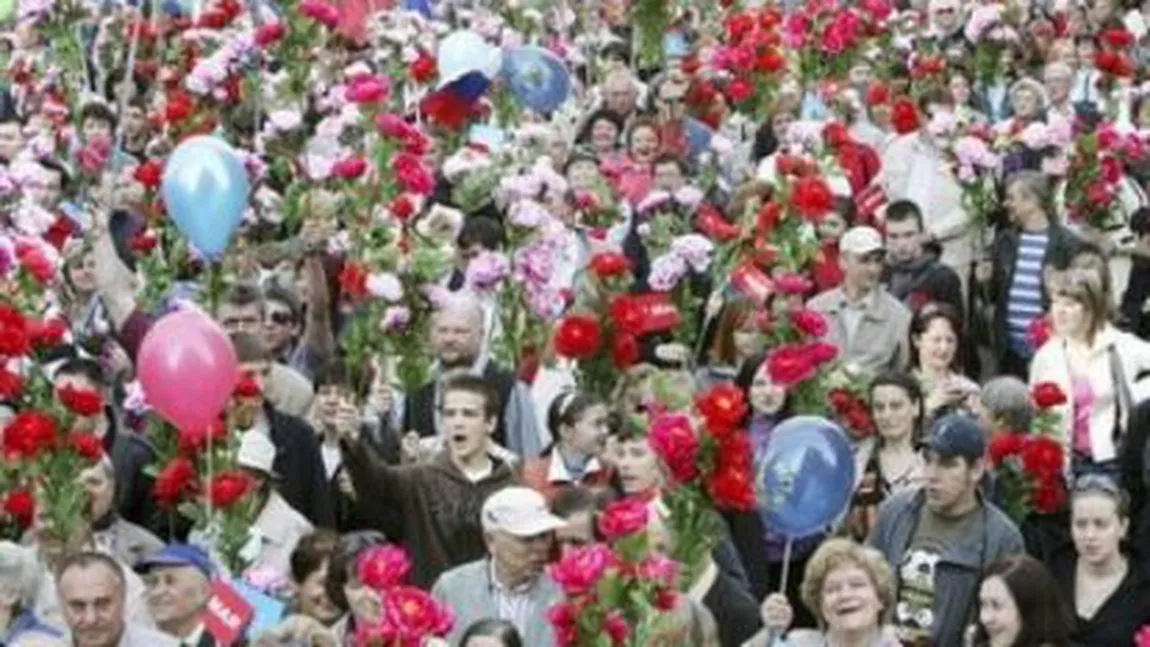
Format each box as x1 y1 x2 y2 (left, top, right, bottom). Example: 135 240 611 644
800 538 894 627
1051 268 1110 343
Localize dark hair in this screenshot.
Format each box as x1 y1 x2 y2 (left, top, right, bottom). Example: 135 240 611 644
869 371 925 442
460 619 523 647
230 332 269 364
884 200 924 232
973 555 1072 647
442 374 500 421
54 356 106 388
709 299 759 367
575 109 625 147
625 117 661 150
57 551 125 590
551 485 607 519
909 302 966 372
547 392 605 438
457 216 505 252
734 353 792 423
289 529 340 584
563 151 600 175
313 358 352 391
79 102 117 133
653 154 687 175
263 282 301 320
324 531 388 612
223 281 264 310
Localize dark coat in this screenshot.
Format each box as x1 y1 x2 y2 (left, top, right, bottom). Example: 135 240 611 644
403 363 516 448
267 407 336 529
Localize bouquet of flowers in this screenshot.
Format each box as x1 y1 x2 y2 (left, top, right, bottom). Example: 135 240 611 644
930 113 1005 230
986 381 1068 524
1062 125 1128 231
353 544 455 647
711 7 787 122
547 497 680 646
782 0 891 84
964 3 1020 84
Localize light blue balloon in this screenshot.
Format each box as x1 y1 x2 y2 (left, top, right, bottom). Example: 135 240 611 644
437 30 501 88
161 136 249 259
757 416 856 539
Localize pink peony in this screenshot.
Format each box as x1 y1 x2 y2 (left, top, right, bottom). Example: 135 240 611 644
598 497 650 540
356 544 412 591
548 543 617 596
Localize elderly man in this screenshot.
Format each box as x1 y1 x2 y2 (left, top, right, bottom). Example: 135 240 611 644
0 542 61 644
975 376 1034 437
402 294 544 457
431 487 564 646
1043 61 1077 119
81 459 163 568
137 545 215 647
56 551 177 647
808 226 913 376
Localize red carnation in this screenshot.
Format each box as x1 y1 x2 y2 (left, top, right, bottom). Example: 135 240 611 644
393 153 435 195
298 0 340 28
2 411 57 460
154 457 197 508
696 382 748 432
0 367 21 400
590 251 632 278
339 262 369 300
71 432 104 462
1031 475 1067 514
790 176 835 221
612 334 640 369
1021 435 1065 477
648 413 699 483
133 159 163 190
2 488 34 528
57 384 104 417
28 318 66 349
1031 381 1068 409
233 371 262 398
789 308 828 337
408 51 437 84
766 344 817 385
891 97 920 134
708 464 755 510
553 315 601 359
696 204 741 241
208 470 252 509
253 22 286 47
987 432 1027 464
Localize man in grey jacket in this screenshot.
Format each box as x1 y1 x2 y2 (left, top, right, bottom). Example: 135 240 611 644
431 487 565 646
867 414 1024 647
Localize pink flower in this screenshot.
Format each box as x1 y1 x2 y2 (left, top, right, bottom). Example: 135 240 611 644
331 157 368 179
604 611 631 645
464 251 510 291
635 554 679 588
298 0 340 28
393 153 435 195
376 113 415 140
648 413 699 483
77 135 112 175
381 585 454 639
773 272 813 294
548 543 617 596
345 75 389 104
356 544 411 591
598 497 649 540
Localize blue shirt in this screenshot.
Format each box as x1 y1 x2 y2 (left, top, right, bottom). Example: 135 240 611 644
2 611 62 644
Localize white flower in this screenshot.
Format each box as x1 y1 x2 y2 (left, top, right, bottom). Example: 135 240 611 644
648 254 688 291
1019 122 1050 150
508 199 551 229
671 234 715 273
380 306 412 332
12 201 56 237
268 109 303 133
674 186 705 210
367 272 404 302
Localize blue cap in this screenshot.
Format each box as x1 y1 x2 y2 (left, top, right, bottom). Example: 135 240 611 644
923 414 985 461
135 544 214 579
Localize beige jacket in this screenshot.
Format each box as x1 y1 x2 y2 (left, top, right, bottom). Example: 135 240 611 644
807 287 912 378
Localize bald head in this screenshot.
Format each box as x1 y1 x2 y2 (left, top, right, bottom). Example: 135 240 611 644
432 294 485 370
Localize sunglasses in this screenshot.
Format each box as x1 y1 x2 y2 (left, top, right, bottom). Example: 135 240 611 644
1072 473 1121 495
267 311 295 326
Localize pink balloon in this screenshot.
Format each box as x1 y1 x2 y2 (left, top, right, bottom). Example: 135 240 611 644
138 309 238 430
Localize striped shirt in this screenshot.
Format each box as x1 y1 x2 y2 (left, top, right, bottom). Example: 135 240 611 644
1006 230 1049 354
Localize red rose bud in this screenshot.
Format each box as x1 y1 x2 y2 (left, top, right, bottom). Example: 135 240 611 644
253 22 286 47
208 470 253 509
71 432 104 462
1031 381 1068 409
133 159 163 189
331 157 368 179
154 457 197 507
589 251 632 278
408 51 437 83
234 372 262 398
57 384 105 417
553 314 601 359
2 488 34 528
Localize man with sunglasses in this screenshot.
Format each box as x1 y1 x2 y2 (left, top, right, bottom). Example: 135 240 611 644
809 226 913 376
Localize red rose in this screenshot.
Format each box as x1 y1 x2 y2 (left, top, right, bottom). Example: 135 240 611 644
773 272 813 294
987 432 1027 464
298 0 341 28
756 201 782 234
339 262 369 300
789 308 828 337
0 367 20 400
708 464 755 510
71 432 104 462
177 422 227 455
131 230 159 254
609 295 646 336
696 382 748 432
2 488 34 528
253 22 286 47
598 496 649 540
376 113 415 140
133 159 163 189
16 241 56 284
28 317 66 349
1095 50 1135 77
806 340 840 365
2 411 57 460
755 48 786 73
696 204 741 241
408 51 437 84
1031 475 1066 514
1021 435 1065 477
727 77 753 102
611 333 640 369
1103 27 1135 49
891 97 920 134
590 251 632 278
865 82 889 107
790 176 835 221
714 432 752 470
393 153 435 195
604 611 631 645
1031 381 1068 409
648 413 699 483
725 13 755 40
767 344 817 385
345 76 389 104
823 122 849 149
331 157 368 179
57 384 104 417
154 457 197 508
164 91 194 124
553 315 601 359
1100 155 1123 184
207 470 252 509
388 195 416 222
233 371 262 398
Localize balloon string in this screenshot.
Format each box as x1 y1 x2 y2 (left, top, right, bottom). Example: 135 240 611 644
779 537 793 607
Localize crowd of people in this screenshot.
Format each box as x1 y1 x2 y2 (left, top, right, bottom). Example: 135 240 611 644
5 0 1150 644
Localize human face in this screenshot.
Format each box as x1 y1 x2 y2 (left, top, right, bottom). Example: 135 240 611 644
263 299 299 354
1051 294 1090 340
884 218 923 264
872 385 917 443
923 451 982 516
733 320 763 362
1012 88 1039 119
465 638 506 647
343 572 381 626
818 211 848 242
219 302 263 336
605 80 637 116
591 118 620 155
296 560 340 625
749 365 787 416
653 162 685 192
486 529 554 585
567 159 602 191
1004 181 1042 226
978 576 1022 647
949 75 972 106
79 465 115 520
315 385 350 429
440 390 494 463
629 126 660 165
122 107 148 147
841 250 884 293
1044 70 1071 104
144 566 210 631
615 437 663 495
770 111 794 139
915 317 958 373
562 404 610 457
59 564 126 647
556 510 596 555
819 564 883 634
932 0 960 32
1071 492 1128 566
431 307 482 369
67 250 97 295
82 117 113 144
0 121 23 161
28 165 62 208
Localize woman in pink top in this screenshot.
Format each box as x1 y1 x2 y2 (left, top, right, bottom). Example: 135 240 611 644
611 117 661 206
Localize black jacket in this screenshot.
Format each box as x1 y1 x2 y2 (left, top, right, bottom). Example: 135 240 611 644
267 407 336 529
103 411 160 534
1050 548 1150 647
885 254 965 320
1120 255 1150 337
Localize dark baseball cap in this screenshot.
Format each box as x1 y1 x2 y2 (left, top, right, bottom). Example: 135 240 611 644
135 544 214 579
922 414 985 461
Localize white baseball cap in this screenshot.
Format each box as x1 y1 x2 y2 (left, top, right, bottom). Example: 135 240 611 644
840 226 886 256
481 487 567 537
236 430 279 478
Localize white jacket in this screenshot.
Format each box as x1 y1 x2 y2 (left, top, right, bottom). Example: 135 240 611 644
1029 325 1150 462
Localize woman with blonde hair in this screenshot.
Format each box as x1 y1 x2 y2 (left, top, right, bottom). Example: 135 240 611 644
1030 268 1150 477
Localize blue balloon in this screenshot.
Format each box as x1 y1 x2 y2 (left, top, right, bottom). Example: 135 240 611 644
161 136 249 259
664 30 690 58
446 71 491 103
758 416 856 539
401 0 431 18
500 46 571 115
